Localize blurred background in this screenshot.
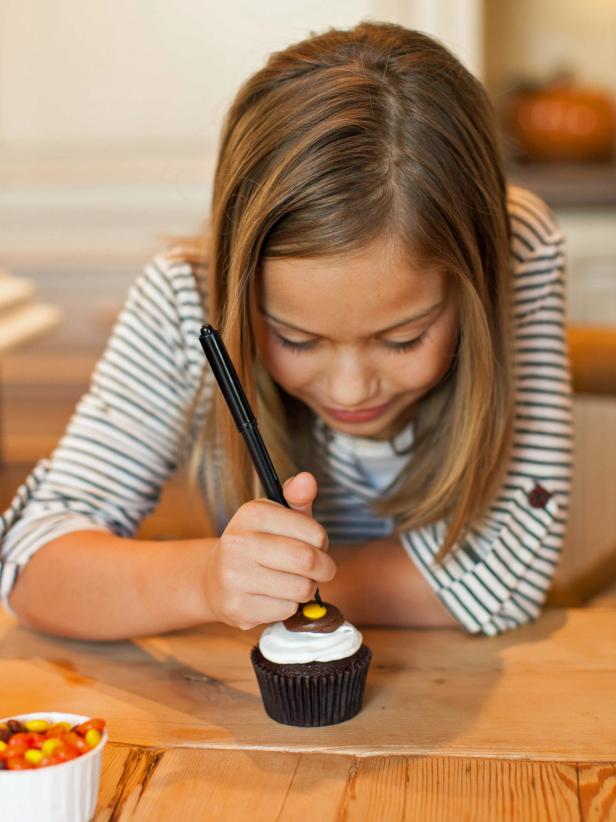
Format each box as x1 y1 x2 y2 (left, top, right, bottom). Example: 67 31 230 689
1 0 615 604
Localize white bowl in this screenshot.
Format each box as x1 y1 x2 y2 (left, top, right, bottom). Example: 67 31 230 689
0 712 107 822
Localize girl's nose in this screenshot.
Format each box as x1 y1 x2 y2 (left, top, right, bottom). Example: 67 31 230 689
325 349 379 408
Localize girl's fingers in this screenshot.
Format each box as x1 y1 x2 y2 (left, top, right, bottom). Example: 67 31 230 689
235 595 299 630
248 533 336 583
245 566 318 603
234 499 328 550
282 472 318 517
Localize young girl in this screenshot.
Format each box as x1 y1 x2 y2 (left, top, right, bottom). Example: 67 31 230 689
0 22 571 640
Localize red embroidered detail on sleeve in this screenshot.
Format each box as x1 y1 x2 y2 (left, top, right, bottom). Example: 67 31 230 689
528 484 552 509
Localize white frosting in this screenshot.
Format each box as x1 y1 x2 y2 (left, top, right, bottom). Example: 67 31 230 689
258 619 362 664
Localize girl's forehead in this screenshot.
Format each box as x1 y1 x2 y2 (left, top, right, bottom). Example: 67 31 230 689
259 236 447 332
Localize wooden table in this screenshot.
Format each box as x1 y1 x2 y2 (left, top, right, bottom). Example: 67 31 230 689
1 608 615 821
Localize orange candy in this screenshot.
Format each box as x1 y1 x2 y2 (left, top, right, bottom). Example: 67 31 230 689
8 732 45 748
50 740 80 762
64 732 90 754
4 741 28 758
7 756 32 770
45 723 71 738
74 718 106 735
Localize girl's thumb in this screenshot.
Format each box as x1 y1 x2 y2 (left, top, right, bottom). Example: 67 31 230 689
282 472 317 517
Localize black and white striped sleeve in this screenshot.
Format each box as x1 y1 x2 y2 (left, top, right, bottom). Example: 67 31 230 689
400 187 573 636
0 253 208 613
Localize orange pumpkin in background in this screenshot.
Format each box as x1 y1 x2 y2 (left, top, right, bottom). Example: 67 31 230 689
508 81 616 163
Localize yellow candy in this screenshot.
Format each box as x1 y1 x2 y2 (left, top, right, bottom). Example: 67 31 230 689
24 749 44 765
302 602 327 620
0 740 6 752
25 719 50 733
41 738 62 756
85 728 102 748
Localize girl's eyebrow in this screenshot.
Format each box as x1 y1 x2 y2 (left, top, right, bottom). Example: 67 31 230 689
261 301 443 336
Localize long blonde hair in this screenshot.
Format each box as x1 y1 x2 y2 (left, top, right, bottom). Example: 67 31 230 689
194 22 514 557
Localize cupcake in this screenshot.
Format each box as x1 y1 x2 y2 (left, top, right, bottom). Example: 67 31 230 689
251 601 371 726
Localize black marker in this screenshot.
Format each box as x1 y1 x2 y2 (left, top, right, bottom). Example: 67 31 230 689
199 324 322 606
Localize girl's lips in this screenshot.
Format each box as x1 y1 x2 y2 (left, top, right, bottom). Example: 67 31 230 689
323 401 392 423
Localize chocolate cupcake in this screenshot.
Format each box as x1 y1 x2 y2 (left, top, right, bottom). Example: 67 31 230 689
251 601 372 726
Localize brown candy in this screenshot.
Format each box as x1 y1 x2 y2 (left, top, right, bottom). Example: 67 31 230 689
284 601 345 634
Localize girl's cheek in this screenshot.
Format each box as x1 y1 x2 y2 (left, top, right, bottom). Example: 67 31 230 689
386 336 454 392
264 350 316 392
386 356 433 392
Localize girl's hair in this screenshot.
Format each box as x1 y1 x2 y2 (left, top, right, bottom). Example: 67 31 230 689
194 21 514 558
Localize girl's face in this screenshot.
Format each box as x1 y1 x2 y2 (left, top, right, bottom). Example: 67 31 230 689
254 234 459 439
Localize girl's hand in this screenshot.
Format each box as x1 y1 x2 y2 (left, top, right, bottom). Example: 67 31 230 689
203 472 335 630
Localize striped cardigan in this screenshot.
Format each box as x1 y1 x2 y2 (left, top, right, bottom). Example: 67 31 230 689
0 187 572 636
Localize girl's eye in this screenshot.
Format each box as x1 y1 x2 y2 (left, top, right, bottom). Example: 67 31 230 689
382 334 425 353
273 331 426 353
273 332 318 352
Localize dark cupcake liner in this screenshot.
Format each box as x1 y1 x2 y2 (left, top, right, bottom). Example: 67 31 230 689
250 644 372 727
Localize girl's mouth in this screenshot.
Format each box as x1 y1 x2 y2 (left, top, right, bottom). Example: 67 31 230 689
323 401 392 423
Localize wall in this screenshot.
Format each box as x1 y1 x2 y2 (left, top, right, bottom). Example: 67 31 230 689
0 0 483 274
485 0 616 94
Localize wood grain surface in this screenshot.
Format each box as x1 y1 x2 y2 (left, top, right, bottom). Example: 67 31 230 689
93 744 616 821
1 608 614 762
2 607 615 820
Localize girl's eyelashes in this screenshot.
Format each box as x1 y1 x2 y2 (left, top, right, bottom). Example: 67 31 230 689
382 333 426 353
272 329 426 353
272 331 318 352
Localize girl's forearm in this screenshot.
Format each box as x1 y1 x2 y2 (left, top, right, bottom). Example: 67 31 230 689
8 530 456 640
9 531 217 641
321 535 458 628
